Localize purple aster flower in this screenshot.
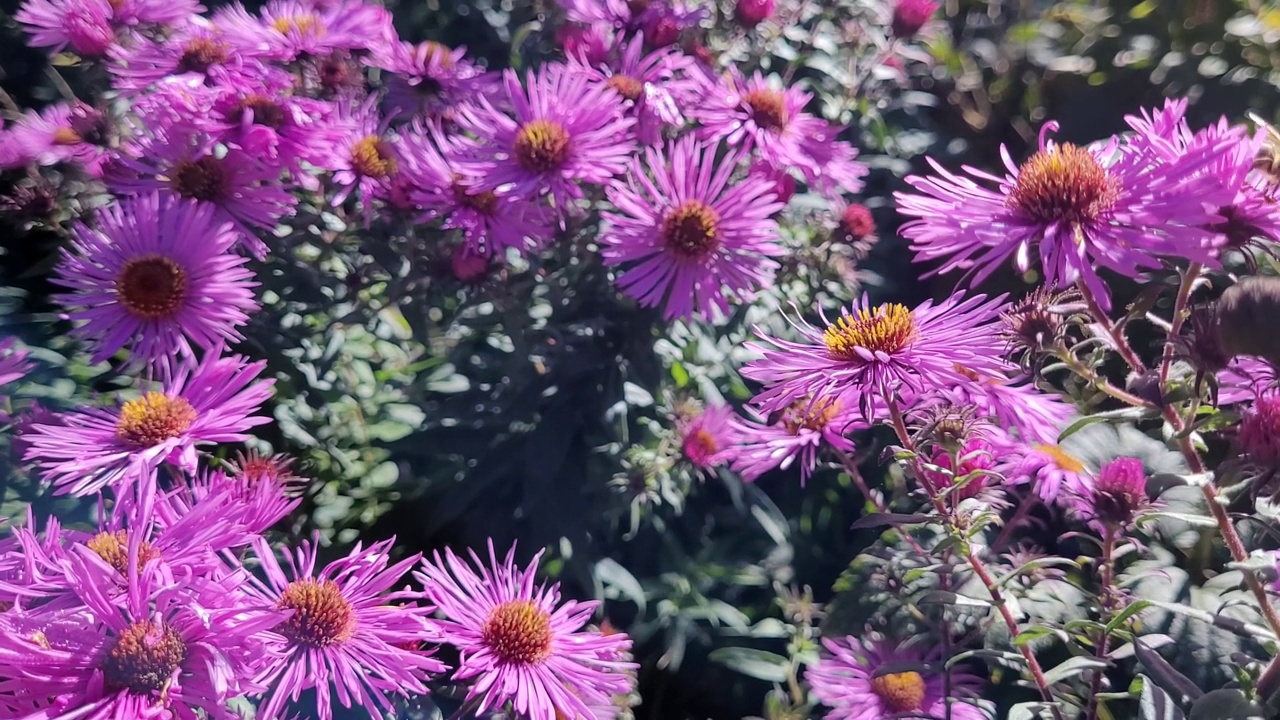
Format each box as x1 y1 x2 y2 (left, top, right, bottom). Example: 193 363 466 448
556 22 613 67
22 350 273 500
110 125 295 258
4 101 111 171
569 35 695 145
731 396 865 484
0 550 276 720
926 368 1074 444
456 63 636 207
318 96 402 218
1217 356 1277 406
54 193 257 368
742 292 1010 419
1240 392 1280 468
0 338 32 389
801 122 869 195
105 0 201 27
808 636 988 720
108 21 272 95
601 137 784 319
205 75 347 173
16 0 116 57
693 70 833 179
214 0 394 62
398 122 555 256
891 0 939 40
677 403 740 470
236 534 445 720
368 40 499 119
996 437 1091 504
415 541 636 720
895 118 1240 311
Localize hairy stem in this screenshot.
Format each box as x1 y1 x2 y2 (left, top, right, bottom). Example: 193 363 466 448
885 398 1063 718
1075 279 1146 374
1057 352 1159 410
1158 263 1202 388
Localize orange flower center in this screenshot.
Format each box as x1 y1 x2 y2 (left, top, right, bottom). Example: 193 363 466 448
451 180 499 215
1008 144 1121 225
742 88 787 130
605 74 644 102
1034 443 1086 474
482 599 553 665
116 392 197 448
871 671 926 713
513 119 571 173
822 303 917 361
776 397 841 434
350 136 397 178
116 254 186 320
102 620 187 696
177 37 229 73
169 155 230 202
661 199 721 260
87 531 160 576
52 127 81 145
275 579 357 647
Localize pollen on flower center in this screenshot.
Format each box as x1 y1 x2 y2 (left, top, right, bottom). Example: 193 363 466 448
52 127 81 145
1034 443 1086 474
275 579 357 647
177 38 229 73
272 14 323 35
742 88 788 131
235 95 286 130
777 397 841 434
482 599 553 665
605 74 644 102
661 199 721 260
116 392 197 448
116 254 187 320
822 303 917 361
451 180 499 215
102 620 187 696
350 136 398 178
169 156 230 202
870 671 926 713
87 531 160 576
1007 144 1121 225
513 119 572 174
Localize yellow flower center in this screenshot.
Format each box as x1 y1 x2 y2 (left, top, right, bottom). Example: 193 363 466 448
86 531 160 576
661 199 721 260
271 14 322 35
822 303 917 361
1035 443 1086 474
350 136 397 178
1007 144 1121 225
482 599 553 665
116 392 197 448
275 579 357 647
871 671 926 713
116 254 187 320
513 119 571 173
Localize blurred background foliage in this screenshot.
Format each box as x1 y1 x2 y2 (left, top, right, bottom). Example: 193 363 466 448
1 0 1278 718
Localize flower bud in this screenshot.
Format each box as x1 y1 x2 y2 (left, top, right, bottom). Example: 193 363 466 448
734 0 775 28
1089 457 1148 529
450 247 490 283
891 0 938 40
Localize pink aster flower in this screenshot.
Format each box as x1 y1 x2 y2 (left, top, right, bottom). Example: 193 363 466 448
1240 392 1280 467
742 292 1010 420
165 452 303 538
108 21 272 95
415 541 636 720
104 0 201 27
891 0 939 40
456 63 636 207
317 96 403 218
204 75 347 173
54 193 257 368
16 0 116 57
677 403 739 469
808 636 988 720
369 40 499 119
237 534 445 720
1217 356 1277 406
556 22 613 66
0 337 32 389
731 396 864 484
214 0 394 62
110 125 295 258
693 70 833 179
22 351 273 500
4 101 111 171
601 137 784 319
398 122 555 256
997 438 1091 504
569 35 695 145
895 118 1239 311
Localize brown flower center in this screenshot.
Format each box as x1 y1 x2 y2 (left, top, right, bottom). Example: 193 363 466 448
451 181 499 215
52 127 81 145
871 671 926 713
1034 443 1086 474
661 199 721 260
742 88 787 131
275 579 356 647
822 303 917 361
350 135 397 178
482 599 553 665
776 397 841 434
169 156 230 202
116 392 197 448
177 38 229 73
513 119 572 174
605 74 644 102
102 620 187 696
1008 144 1121 225
116 254 186 320
87 531 160 576
234 95 286 130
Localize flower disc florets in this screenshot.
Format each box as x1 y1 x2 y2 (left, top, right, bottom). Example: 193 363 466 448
102 620 187 695
276 578 357 647
822 304 917 361
169 156 230 202
482 599 554 665
1007 144 1121 225
513 119 572 173
116 392 198 448
871 671 926 712
117 254 187 321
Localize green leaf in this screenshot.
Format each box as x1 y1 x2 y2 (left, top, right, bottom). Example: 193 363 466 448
1106 600 1154 635
1042 655 1109 685
1013 626 1068 647
1059 406 1160 443
593 558 647 614
850 513 930 530
707 647 791 683
917 590 992 608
